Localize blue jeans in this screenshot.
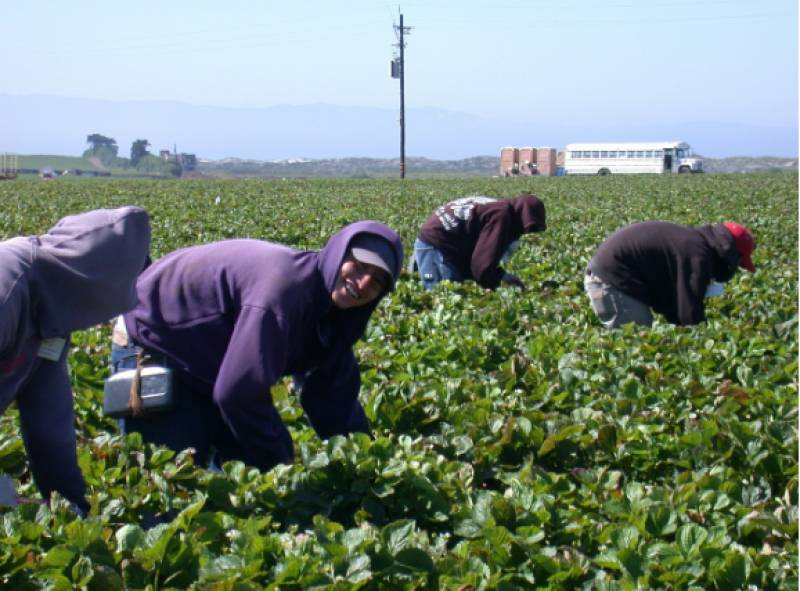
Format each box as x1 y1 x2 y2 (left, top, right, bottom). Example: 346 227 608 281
110 340 245 469
413 238 464 290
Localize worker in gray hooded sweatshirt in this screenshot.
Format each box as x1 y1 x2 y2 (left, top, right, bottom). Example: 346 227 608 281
0 207 151 513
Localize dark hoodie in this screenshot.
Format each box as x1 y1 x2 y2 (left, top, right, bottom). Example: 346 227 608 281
0 207 151 510
418 194 547 288
588 221 741 325
123 221 403 471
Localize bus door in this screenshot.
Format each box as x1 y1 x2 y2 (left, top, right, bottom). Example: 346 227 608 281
663 149 673 172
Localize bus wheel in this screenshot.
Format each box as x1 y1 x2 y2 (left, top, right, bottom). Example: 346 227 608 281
678 166 691 174
597 168 611 176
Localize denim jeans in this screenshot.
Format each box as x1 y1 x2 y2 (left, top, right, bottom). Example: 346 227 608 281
109 327 244 469
413 238 464 290
584 271 653 329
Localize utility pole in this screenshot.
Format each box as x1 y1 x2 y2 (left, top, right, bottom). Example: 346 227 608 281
392 10 411 179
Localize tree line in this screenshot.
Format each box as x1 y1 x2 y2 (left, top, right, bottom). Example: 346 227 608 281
84 134 196 176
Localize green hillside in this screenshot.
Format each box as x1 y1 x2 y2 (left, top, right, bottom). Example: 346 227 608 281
14 154 174 178
17 155 98 171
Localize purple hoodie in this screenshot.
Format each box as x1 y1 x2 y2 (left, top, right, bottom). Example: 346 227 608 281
123 221 403 471
0 207 151 510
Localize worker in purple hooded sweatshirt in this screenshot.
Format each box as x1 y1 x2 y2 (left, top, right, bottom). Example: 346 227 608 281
413 194 547 290
111 221 403 472
0 207 151 513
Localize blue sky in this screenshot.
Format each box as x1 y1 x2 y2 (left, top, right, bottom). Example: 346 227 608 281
2 0 797 147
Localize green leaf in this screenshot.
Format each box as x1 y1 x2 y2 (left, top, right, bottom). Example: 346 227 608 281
677 524 708 558
307 451 330 469
646 542 683 566
597 424 618 452
140 523 176 563
593 551 622 571
16 520 44 542
452 435 474 455
33 573 73 591
617 548 645 579
115 524 146 553
538 434 558 457
41 545 77 568
204 554 246 577
88 564 124 591
612 525 639 550
454 519 483 539
394 548 435 573
71 555 94 586
381 520 415 555
645 505 678 536
709 551 749 589
346 554 372 583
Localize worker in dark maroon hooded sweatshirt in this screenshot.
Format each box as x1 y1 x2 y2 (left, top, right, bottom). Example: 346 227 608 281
584 221 756 328
0 207 151 514
111 221 403 473
413 194 547 290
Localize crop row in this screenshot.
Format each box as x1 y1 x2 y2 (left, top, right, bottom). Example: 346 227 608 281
0 173 796 589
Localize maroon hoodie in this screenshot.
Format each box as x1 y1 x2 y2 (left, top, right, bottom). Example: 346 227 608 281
418 194 546 288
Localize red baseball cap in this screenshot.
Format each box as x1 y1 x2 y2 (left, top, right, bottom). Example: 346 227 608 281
723 222 755 272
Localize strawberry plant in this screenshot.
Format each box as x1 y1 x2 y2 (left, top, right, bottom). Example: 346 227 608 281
0 172 796 589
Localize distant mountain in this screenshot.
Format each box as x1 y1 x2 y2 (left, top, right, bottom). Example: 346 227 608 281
702 156 798 174
0 94 796 160
197 155 797 178
198 156 501 178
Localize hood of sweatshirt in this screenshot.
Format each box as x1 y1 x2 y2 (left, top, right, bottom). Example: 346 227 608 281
510 194 547 235
697 223 740 283
317 220 403 348
30 207 151 338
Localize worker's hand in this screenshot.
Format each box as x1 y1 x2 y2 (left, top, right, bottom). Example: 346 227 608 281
501 273 525 289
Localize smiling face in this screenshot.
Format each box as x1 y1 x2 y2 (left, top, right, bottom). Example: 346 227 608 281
330 255 390 309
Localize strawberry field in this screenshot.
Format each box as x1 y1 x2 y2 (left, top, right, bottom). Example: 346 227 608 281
0 173 797 590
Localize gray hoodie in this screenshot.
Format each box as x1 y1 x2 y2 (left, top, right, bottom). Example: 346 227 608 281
0 207 151 510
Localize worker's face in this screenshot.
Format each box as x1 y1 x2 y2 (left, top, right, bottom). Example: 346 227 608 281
331 255 389 309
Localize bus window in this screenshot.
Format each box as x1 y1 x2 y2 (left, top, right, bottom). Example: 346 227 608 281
583 151 591 158
677 149 686 157
609 151 617 158
645 150 653 158
600 151 608 158
636 151 644 158
627 151 635 158
592 151 600 158
654 150 663 157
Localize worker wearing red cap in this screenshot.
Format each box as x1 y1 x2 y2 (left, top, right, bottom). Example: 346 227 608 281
584 221 755 328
